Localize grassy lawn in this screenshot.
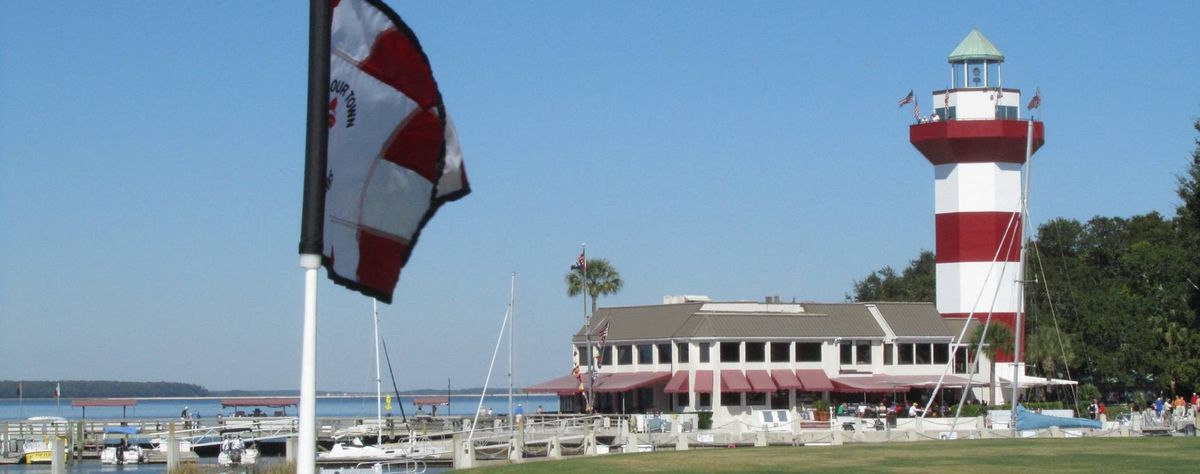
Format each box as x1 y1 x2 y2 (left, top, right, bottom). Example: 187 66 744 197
466 437 1200 473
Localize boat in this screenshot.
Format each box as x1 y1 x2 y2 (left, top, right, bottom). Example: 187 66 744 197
99 426 144 465
217 435 259 466
19 417 69 464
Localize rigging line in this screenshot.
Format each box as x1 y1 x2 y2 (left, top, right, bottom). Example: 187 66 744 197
380 337 408 424
469 305 511 444
927 208 1022 420
1031 237 1079 407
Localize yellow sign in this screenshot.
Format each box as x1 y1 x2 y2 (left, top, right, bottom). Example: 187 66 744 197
385 395 393 411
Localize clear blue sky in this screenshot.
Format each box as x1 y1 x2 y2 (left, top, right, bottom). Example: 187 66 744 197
2 1 1197 392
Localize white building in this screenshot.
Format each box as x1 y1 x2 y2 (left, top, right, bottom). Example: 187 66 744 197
527 298 990 426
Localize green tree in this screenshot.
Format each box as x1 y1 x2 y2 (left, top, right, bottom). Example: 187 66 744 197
566 258 624 314
967 323 1014 404
849 250 935 302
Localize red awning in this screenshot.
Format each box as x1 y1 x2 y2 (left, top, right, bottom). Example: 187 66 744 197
663 372 689 394
523 374 583 396
795 369 835 392
745 370 777 392
694 370 714 393
720 370 753 393
770 369 804 390
831 375 910 394
413 396 448 407
221 398 299 408
72 399 137 408
594 372 671 393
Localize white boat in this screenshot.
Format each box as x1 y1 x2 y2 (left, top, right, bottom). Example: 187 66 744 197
99 426 144 465
99 445 143 465
217 436 258 466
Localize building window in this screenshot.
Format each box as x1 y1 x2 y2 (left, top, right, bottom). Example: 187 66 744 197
856 342 871 365
746 392 766 406
699 393 711 408
954 346 975 374
840 342 853 364
657 343 672 364
601 346 612 366
617 345 633 365
770 342 790 362
678 342 689 363
699 343 710 363
915 344 931 364
995 105 1018 120
745 342 765 362
934 344 950 364
796 342 821 362
899 343 914 364
720 342 740 363
883 343 894 365
577 345 589 367
721 392 741 406
637 344 653 364
770 390 789 409
677 392 689 408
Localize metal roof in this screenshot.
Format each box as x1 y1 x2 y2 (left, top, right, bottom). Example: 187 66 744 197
573 301 889 343
872 303 955 338
948 28 1004 63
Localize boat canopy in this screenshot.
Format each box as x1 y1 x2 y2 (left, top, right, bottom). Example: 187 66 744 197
72 399 137 408
413 396 449 407
220 397 300 408
103 426 140 435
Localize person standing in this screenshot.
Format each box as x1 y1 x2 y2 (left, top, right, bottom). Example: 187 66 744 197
1087 400 1098 420
1154 397 1164 417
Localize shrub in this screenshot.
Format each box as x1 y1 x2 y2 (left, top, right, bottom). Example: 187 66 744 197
696 411 713 430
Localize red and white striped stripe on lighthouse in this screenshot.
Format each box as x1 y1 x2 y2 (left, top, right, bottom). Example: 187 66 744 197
909 30 1044 362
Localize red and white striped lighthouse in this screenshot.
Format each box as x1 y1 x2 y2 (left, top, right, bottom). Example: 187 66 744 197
909 29 1044 362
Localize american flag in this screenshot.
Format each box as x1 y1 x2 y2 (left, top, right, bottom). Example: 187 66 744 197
898 90 914 107
54 383 60 399
1027 88 1041 110
571 251 585 271
597 321 609 346
913 99 921 120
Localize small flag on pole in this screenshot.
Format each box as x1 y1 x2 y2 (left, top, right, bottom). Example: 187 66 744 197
571 251 585 271
597 321 609 347
54 383 60 399
16 382 21 399
1027 88 1041 110
898 90 914 107
913 98 921 120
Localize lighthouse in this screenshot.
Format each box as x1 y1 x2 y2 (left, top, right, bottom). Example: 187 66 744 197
909 29 1044 363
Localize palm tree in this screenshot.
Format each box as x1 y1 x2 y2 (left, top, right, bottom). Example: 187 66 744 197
967 323 1014 404
565 258 623 314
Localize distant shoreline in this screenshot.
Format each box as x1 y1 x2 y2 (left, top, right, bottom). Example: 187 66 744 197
0 393 549 401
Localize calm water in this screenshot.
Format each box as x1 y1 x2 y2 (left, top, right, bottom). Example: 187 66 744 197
0 394 558 421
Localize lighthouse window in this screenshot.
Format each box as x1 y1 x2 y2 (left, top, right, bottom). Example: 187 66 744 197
720 342 741 362
995 105 1018 120
934 344 950 364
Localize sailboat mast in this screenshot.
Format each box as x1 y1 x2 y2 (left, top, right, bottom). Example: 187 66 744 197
1011 117 1035 432
507 272 516 437
373 299 383 447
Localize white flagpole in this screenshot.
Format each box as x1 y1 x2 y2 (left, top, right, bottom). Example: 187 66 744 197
1010 118 1035 432
299 254 321 474
507 272 516 439
374 299 382 447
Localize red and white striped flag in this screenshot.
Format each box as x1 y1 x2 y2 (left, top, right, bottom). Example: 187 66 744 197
1027 88 1041 110
319 0 470 303
898 90 914 107
54 383 60 399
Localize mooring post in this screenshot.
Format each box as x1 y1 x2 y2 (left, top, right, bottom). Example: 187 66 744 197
167 422 180 470
76 421 85 461
287 436 298 463
51 437 65 474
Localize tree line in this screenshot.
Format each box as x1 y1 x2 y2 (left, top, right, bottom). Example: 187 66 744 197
850 118 1200 399
0 380 210 398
